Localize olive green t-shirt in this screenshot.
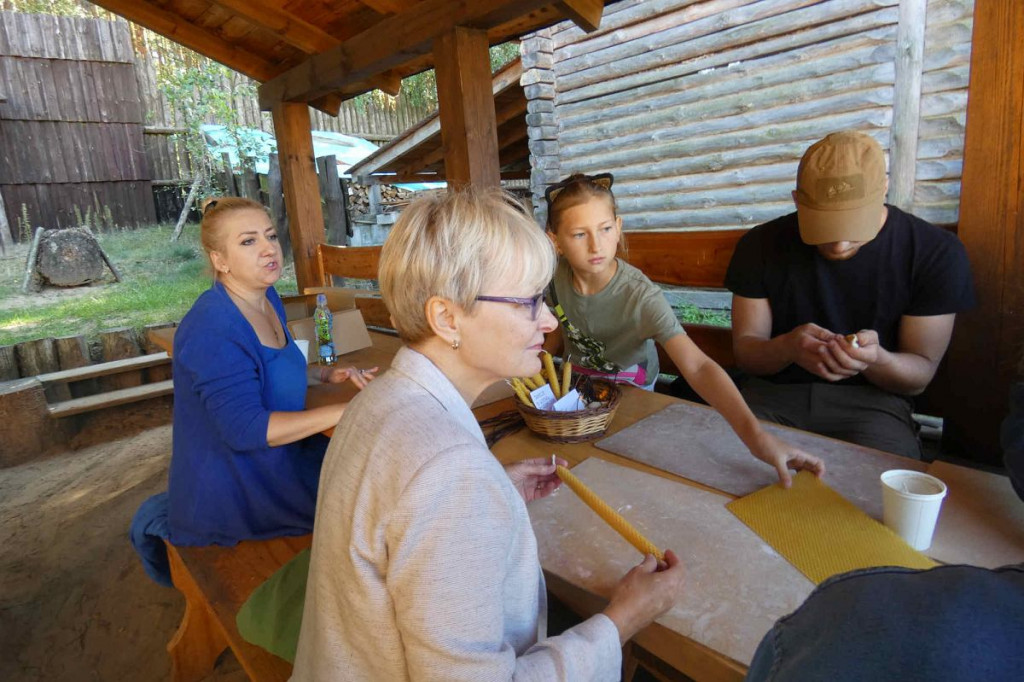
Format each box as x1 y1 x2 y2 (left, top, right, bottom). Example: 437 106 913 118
550 258 684 385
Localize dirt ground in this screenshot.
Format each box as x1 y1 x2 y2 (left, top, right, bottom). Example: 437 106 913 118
0 400 245 681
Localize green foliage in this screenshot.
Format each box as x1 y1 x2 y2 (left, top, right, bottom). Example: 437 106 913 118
1 0 104 16
674 303 732 328
0 223 298 345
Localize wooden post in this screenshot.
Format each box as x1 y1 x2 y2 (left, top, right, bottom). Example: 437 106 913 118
99 327 142 392
220 152 238 197
56 334 96 399
267 153 291 262
0 345 17 381
888 0 926 210
0 379 61 467
172 170 204 242
433 26 501 190
943 0 1024 465
317 155 348 246
0 188 12 254
22 227 43 293
339 176 352 239
272 102 327 291
242 166 262 203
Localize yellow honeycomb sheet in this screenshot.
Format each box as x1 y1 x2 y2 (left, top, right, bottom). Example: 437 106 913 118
727 471 937 584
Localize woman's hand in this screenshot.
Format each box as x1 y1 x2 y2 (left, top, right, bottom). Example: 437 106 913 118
505 455 569 502
603 550 686 644
748 429 826 488
324 365 379 389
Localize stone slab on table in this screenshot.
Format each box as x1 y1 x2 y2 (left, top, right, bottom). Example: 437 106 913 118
595 402 925 520
529 458 813 667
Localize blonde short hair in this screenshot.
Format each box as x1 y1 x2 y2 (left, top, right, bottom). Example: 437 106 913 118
379 188 555 343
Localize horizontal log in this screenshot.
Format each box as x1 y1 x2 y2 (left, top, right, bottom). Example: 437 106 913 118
618 182 795 215
562 108 892 170
36 352 171 385
614 162 796 198
916 158 962 181
559 32 895 128
48 379 174 419
555 0 823 80
562 86 894 161
556 1 897 102
619 203 794 230
921 64 970 94
553 0 752 61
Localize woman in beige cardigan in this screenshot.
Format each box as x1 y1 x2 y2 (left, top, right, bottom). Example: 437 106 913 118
292 189 685 681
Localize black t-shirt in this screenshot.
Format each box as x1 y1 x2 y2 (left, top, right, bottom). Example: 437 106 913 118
725 205 976 385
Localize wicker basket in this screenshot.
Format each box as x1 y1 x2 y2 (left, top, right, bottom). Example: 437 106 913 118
515 380 621 444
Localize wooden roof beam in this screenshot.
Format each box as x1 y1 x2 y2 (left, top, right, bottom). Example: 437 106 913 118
258 0 599 109
556 0 604 33
90 0 279 81
212 1 402 101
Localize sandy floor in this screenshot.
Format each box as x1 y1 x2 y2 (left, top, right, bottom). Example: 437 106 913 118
0 400 244 681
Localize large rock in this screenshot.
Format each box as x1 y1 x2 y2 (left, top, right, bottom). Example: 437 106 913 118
36 227 106 286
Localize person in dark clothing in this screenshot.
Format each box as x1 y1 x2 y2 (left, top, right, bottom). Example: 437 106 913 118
725 131 976 458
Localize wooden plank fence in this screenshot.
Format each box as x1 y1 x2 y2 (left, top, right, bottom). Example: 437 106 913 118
0 11 154 240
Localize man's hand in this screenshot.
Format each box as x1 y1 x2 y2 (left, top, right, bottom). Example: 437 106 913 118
819 330 883 379
785 323 854 381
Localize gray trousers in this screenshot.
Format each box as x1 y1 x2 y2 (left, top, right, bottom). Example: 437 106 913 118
741 378 922 460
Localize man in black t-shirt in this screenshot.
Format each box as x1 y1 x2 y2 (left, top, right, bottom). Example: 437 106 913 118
724 131 975 458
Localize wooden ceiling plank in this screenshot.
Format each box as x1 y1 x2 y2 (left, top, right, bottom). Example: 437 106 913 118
210 0 338 53
357 0 421 15
556 0 605 32
257 0 563 108
91 0 278 81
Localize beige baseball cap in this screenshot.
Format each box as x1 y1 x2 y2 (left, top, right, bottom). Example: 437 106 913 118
794 131 887 245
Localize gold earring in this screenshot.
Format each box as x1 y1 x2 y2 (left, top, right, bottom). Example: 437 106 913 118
451 338 460 350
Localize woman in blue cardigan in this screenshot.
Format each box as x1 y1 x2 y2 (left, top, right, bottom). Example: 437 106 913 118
168 197 376 546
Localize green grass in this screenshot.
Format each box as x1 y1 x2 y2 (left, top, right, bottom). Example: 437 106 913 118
0 223 298 346
674 303 731 327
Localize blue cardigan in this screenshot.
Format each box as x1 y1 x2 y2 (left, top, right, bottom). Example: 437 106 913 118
168 281 327 546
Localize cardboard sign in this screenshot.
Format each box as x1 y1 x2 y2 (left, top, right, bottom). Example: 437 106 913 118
287 308 372 362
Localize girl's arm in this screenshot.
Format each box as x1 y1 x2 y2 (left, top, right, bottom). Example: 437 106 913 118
662 333 825 486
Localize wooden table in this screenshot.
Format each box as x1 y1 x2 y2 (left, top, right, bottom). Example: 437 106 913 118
163 331 1024 682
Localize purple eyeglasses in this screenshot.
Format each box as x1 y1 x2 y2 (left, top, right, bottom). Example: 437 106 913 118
475 294 546 320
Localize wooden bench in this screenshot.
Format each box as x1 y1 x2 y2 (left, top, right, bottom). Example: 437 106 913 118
36 351 174 417
312 232 741 372
165 536 309 682
312 233 947 416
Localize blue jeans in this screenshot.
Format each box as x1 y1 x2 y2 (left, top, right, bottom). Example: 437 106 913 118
746 564 1024 682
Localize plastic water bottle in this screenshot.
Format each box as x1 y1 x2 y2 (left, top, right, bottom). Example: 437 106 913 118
313 293 336 366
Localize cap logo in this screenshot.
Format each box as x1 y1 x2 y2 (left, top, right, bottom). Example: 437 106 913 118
816 174 864 203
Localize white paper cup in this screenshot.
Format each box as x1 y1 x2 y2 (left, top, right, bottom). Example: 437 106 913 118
880 469 947 551
294 339 310 364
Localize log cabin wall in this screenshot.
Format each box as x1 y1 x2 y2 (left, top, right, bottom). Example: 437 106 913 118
524 0 973 232
0 11 155 239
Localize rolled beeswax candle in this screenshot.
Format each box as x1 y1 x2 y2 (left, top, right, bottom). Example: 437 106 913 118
555 465 664 561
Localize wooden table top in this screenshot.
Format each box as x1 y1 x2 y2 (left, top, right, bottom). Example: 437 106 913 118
170 330 1024 682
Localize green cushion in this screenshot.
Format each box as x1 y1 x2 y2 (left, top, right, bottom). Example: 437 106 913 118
235 548 310 663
